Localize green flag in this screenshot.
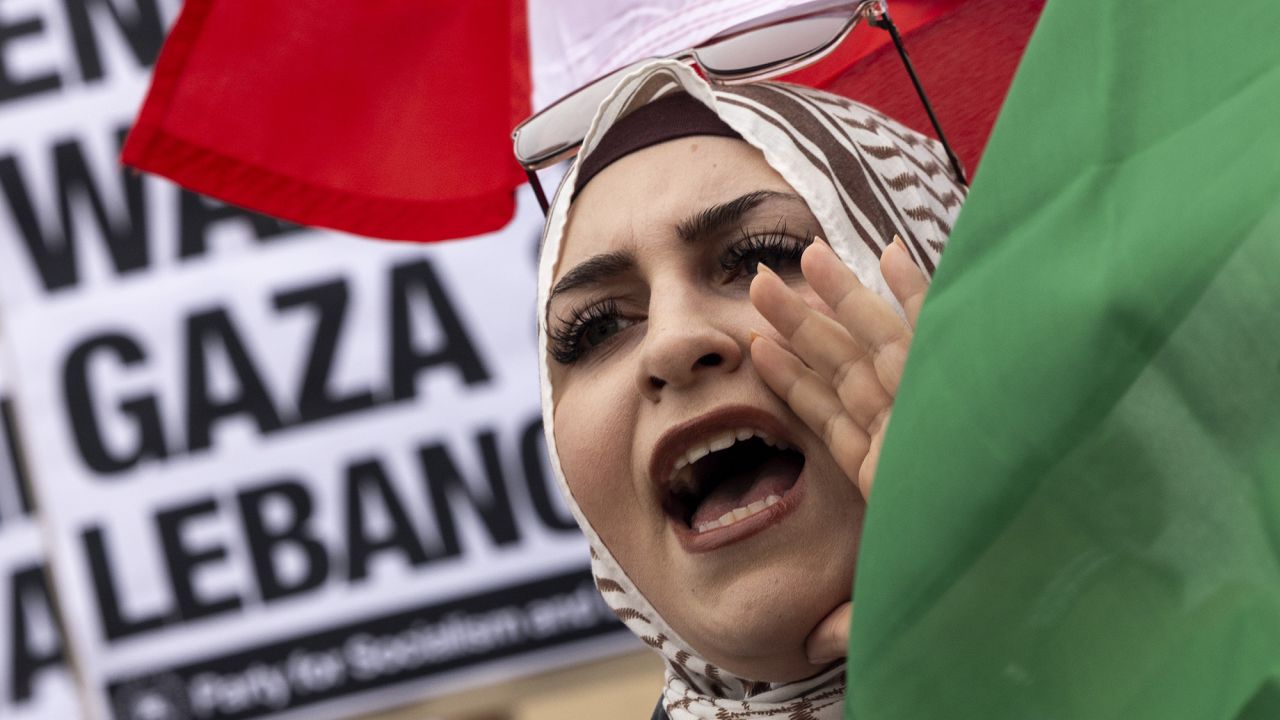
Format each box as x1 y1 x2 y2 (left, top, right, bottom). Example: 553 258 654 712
850 1 1280 719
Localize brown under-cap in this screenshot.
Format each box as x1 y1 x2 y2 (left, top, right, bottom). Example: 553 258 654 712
572 92 742 200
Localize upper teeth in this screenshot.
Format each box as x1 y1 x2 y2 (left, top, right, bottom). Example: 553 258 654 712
670 428 791 486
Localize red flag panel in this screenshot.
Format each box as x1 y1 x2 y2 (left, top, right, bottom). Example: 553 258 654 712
123 0 531 243
124 1 1039 243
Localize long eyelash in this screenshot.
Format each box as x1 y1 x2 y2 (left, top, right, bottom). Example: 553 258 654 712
721 220 812 275
548 299 620 364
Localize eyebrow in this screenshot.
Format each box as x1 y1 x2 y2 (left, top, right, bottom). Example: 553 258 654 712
548 190 806 306
676 190 804 244
550 249 636 301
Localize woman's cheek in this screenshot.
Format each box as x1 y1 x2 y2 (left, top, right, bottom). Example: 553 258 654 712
551 384 640 530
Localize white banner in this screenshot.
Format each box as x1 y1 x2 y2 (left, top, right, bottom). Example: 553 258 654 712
0 360 83 720
0 1 630 719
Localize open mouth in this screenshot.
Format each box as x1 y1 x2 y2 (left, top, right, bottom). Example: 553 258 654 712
661 428 806 535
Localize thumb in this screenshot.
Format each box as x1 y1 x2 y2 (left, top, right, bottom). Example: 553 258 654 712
805 601 853 665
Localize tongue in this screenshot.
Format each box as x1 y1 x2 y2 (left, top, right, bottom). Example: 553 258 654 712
690 454 799 528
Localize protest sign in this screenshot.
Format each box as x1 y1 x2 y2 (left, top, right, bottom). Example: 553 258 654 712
0 360 83 720
0 1 629 718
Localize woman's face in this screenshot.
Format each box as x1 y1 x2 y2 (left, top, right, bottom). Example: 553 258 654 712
548 136 865 682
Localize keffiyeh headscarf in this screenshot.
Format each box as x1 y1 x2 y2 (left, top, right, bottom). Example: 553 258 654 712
535 61 964 719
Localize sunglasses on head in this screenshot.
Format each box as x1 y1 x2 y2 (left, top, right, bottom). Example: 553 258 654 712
512 0 966 215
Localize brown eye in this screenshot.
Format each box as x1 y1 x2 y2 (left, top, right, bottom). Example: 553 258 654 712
549 299 636 364
722 226 811 280
582 314 628 348
740 245 800 276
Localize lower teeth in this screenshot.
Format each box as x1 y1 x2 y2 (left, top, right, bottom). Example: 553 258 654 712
694 494 782 534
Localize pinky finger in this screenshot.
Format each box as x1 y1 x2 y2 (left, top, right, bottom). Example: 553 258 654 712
881 236 930 329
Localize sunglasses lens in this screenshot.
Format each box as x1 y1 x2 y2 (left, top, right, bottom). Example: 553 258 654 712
514 2 862 168
514 60 651 166
694 12 851 78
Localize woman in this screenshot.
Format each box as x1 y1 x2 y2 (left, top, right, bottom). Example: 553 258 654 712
535 60 964 718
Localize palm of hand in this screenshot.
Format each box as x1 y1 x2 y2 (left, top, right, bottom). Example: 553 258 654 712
748 235 928 664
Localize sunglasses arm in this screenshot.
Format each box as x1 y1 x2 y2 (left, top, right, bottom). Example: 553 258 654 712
869 10 968 186
526 168 552 215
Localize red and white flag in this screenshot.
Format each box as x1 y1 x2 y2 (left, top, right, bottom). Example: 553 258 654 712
124 0 1042 243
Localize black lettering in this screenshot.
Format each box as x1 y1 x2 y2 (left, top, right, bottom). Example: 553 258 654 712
237 479 329 602
0 132 147 293
418 431 519 558
1 396 35 515
63 333 168 475
389 258 490 401
521 418 577 531
185 308 285 453
0 6 61 104
83 525 166 641
273 279 377 423
345 458 429 581
64 0 164 83
178 190 302 259
157 499 241 621
7 565 64 703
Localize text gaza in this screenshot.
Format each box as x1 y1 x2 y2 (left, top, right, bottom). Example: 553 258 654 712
62 257 490 475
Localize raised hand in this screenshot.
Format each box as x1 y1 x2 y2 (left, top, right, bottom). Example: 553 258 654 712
748 235 929 663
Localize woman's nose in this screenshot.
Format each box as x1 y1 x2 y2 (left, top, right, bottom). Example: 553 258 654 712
636 298 743 401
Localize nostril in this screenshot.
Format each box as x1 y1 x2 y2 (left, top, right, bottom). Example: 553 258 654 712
696 353 722 368
649 376 667 390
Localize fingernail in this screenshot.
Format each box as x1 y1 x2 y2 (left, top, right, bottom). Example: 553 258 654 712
808 237 837 261
807 646 840 665
892 234 907 252
756 262 778 278
748 329 763 344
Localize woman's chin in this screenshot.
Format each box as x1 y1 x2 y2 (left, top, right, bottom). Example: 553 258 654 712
679 576 852 683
